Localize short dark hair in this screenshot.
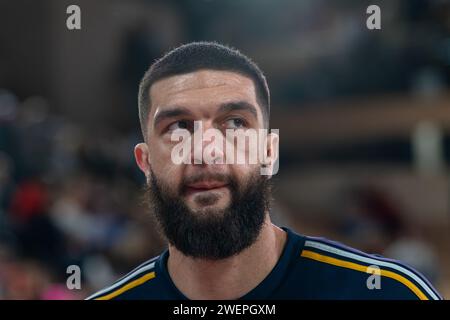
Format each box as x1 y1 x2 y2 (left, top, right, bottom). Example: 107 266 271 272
138 41 270 137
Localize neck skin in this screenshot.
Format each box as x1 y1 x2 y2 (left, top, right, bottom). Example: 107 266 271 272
166 214 287 300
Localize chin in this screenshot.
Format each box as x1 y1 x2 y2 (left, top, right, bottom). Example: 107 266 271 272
192 202 229 212
186 192 231 208
188 200 231 215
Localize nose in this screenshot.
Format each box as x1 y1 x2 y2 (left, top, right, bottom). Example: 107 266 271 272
191 120 225 165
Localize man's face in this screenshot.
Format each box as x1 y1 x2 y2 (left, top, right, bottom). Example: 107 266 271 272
146 70 265 212
135 70 273 259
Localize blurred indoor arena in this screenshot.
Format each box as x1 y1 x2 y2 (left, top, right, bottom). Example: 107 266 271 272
0 0 449 299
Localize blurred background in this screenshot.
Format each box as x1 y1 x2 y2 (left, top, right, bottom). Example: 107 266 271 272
0 0 449 299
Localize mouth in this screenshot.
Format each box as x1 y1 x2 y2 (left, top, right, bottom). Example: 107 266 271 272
184 181 229 196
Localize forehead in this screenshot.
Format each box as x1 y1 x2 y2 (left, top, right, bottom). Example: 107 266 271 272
149 70 259 112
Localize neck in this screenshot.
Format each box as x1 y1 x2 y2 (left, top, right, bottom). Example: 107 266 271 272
166 215 287 299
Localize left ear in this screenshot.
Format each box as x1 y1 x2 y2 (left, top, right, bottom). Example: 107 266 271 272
134 142 152 179
261 130 279 177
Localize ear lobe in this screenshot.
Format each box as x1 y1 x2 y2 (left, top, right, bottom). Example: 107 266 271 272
268 132 279 159
262 131 279 176
134 143 151 176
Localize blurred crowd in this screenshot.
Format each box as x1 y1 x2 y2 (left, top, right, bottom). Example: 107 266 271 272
0 88 446 299
0 0 449 299
0 90 165 299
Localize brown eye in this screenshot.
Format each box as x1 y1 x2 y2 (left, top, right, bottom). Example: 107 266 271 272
168 120 192 132
225 118 246 129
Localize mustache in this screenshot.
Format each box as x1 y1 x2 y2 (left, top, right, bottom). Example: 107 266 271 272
178 172 239 194
181 172 234 188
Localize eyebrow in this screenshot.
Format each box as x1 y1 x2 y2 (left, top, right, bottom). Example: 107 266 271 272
218 101 258 119
153 106 194 128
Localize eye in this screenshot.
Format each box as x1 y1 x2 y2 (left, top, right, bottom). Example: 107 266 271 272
224 117 247 129
168 120 192 132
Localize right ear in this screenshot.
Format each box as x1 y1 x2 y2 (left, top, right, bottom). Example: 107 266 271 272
134 143 151 178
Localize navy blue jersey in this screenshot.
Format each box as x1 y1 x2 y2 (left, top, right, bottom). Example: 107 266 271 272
86 227 442 300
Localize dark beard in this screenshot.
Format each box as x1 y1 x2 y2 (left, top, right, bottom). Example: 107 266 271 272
144 169 271 260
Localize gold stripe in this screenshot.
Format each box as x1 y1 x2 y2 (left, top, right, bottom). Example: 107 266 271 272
301 250 428 300
95 271 156 300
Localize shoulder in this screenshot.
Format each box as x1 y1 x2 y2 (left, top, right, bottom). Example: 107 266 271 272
296 235 442 300
85 256 159 300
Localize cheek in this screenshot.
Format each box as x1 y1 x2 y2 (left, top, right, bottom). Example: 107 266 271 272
148 141 184 183
225 132 265 167
229 163 260 184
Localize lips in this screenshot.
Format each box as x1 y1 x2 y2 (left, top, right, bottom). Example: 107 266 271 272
184 180 229 194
